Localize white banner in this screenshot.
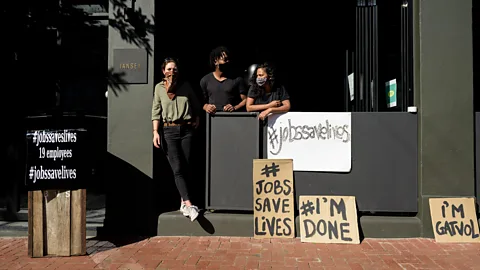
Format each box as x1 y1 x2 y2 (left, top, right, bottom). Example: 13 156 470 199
267 112 352 172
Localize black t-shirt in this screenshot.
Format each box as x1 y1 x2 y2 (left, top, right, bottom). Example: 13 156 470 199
200 73 247 111
247 85 290 105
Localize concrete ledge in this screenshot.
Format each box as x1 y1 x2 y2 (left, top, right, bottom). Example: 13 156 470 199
157 211 254 237
359 216 422 238
0 221 100 237
157 211 423 238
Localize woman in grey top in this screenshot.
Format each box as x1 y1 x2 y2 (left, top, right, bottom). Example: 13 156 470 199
152 57 201 221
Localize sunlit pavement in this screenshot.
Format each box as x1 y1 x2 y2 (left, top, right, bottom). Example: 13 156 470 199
0 236 479 269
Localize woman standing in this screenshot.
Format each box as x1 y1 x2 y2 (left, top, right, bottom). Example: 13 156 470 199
246 62 291 120
151 58 201 221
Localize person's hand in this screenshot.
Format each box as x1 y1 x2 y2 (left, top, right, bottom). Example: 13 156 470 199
192 117 200 129
204 104 216 114
258 108 273 121
269 100 281 108
153 131 161 148
223 104 235 112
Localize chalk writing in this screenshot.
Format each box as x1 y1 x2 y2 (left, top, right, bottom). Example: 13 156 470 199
253 159 295 239
435 201 479 239
268 119 351 155
26 129 88 190
299 196 360 244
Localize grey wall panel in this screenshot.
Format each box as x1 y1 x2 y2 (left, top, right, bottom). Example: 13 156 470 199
104 0 157 236
206 113 261 210
206 112 418 212
291 113 418 212
476 112 480 211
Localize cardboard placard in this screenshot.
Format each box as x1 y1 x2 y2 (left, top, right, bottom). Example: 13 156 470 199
253 159 295 239
299 196 360 244
429 198 480 243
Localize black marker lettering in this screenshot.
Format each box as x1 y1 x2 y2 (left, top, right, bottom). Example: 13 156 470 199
283 218 292 236
340 223 353 241
255 180 265 195
254 217 266 236
330 199 347 220
328 220 339 240
254 198 262 211
303 219 316 238
268 119 351 155
281 199 290 213
283 179 292 196
452 204 465 219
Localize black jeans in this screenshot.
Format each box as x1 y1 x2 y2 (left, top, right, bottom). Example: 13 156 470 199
162 125 193 201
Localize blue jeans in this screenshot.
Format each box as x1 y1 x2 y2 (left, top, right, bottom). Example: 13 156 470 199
162 125 193 201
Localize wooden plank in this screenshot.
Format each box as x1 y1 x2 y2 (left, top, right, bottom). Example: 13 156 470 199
32 191 44 257
45 190 71 256
70 189 87 256
27 191 33 257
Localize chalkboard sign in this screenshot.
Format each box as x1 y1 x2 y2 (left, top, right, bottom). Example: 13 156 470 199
25 129 89 190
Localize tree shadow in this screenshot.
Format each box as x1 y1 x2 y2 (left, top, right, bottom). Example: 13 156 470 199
4 0 155 102
107 0 155 56
107 68 128 96
2 1 156 244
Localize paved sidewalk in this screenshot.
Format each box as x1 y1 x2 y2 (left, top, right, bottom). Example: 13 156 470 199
0 237 479 269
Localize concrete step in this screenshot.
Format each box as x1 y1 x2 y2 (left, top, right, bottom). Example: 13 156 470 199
157 210 424 238
0 221 101 237
157 210 254 237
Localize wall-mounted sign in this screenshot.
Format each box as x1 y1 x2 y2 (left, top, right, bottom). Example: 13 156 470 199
113 48 148 84
25 129 89 190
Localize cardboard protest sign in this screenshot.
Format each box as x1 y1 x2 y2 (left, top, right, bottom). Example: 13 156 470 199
299 196 360 244
253 159 295 239
429 198 480 243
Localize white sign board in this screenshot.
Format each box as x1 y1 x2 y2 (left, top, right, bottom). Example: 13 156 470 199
267 112 352 172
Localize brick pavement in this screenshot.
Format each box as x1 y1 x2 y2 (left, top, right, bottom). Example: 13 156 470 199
0 236 479 269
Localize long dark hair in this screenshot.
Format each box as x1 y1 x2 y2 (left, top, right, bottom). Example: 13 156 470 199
161 57 182 93
161 57 179 77
248 62 276 98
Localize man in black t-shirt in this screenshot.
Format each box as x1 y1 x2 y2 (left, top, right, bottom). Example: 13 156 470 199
200 46 247 114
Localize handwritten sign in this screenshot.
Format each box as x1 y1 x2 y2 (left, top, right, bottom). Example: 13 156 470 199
253 159 295 239
299 196 360 244
429 198 480 243
267 112 352 172
25 129 89 190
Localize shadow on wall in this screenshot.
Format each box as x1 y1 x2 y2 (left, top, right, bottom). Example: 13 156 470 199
99 152 158 237
99 146 192 237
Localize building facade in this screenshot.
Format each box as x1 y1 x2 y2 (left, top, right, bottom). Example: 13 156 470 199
1 0 478 238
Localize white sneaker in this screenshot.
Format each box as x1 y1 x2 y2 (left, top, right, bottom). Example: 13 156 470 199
185 205 199 222
180 203 188 216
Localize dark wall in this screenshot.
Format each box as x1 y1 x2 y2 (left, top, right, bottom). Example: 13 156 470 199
206 112 418 213
105 0 157 236
476 113 480 211
155 0 355 113
414 0 475 237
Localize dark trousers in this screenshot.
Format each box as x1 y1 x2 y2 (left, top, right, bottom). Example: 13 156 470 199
162 125 193 201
